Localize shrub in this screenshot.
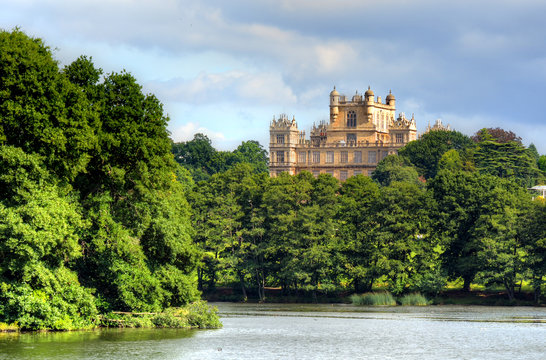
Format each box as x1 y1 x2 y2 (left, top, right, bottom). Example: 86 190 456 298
350 292 396 306
399 293 429 306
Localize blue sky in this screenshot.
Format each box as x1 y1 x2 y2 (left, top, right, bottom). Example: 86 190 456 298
2 0 545 153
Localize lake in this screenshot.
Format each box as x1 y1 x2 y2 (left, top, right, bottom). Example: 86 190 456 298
1 303 545 359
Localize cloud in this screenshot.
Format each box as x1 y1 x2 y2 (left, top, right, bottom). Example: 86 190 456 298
170 122 225 143
147 70 297 106
3 0 546 153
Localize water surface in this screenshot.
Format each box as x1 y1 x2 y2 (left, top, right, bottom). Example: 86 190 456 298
1 303 545 359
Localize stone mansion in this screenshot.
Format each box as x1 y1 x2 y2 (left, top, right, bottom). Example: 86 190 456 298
269 86 417 180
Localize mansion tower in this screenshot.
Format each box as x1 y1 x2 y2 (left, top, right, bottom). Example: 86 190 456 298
269 86 417 180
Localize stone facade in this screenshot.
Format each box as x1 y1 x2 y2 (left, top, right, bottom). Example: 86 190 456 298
269 86 417 180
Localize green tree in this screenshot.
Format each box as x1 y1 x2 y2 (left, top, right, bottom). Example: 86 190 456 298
471 183 530 301
232 140 269 174
0 146 98 329
519 198 546 303
537 155 546 173
0 29 98 182
372 182 436 295
337 175 381 292
429 169 530 293
398 130 474 179
372 155 420 187
474 135 542 187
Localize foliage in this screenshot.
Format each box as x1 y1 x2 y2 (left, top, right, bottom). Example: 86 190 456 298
99 301 221 329
0 28 215 330
350 292 396 306
471 127 522 144
537 155 546 172
0 29 98 182
372 155 420 186
473 137 542 187
399 293 429 306
398 130 474 179
172 134 269 181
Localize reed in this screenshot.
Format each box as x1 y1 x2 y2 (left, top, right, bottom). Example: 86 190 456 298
350 292 397 306
399 292 429 306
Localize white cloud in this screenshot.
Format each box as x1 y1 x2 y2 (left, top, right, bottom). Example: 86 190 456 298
170 122 225 143
148 70 297 106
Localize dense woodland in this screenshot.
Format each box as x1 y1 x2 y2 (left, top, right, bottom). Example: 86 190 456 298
0 29 219 330
1 29 546 331
175 121 546 305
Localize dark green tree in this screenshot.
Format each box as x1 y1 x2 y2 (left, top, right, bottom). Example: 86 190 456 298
0 29 98 182
233 140 269 174
337 175 381 292
398 130 474 179
474 135 542 187
372 154 420 187
372 181 436 295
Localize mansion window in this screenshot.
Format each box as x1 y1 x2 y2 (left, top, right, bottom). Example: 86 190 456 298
313 170 320 178
396 133 404 143
340 170 348 181
347 111 357 128
276 151 285 163
368 170 374 176
277 134 285 144
326 151 334 163
347 133 356 144
312 151 321 163
353 151 362 163
326 170 334 176
298 151 306 164
381 151 389 160
353 170 362 176
340 151 348 163
368 151 377 164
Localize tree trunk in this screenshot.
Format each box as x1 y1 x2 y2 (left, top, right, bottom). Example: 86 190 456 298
238 271 247 301
197 267 203 291
463 277 472 292
504 279 515 302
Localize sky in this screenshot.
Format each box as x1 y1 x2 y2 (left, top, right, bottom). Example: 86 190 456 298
2 0 546 153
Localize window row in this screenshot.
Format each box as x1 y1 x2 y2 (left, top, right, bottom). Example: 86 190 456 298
311 169 375 180
298 150 388 164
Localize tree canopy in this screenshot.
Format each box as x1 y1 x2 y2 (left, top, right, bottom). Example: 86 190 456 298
0 29 205 329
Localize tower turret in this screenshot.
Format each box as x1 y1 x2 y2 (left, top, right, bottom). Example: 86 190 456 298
330 86 340 122
386 90 395 106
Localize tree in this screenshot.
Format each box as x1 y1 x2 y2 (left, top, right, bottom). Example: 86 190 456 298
0 29 98 182
474 137 542 187
538 155 546 173
429 169 530 294
372 182 436 295
233 140 269 174
472 183 530 301
337 175 380 292
519 198 546 303
0 146 98 329
172 134 218 181
472 127 522 144
398 130 474 179
372 155 420 187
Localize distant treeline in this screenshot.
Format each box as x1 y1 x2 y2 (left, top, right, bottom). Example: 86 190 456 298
175 129 546 303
